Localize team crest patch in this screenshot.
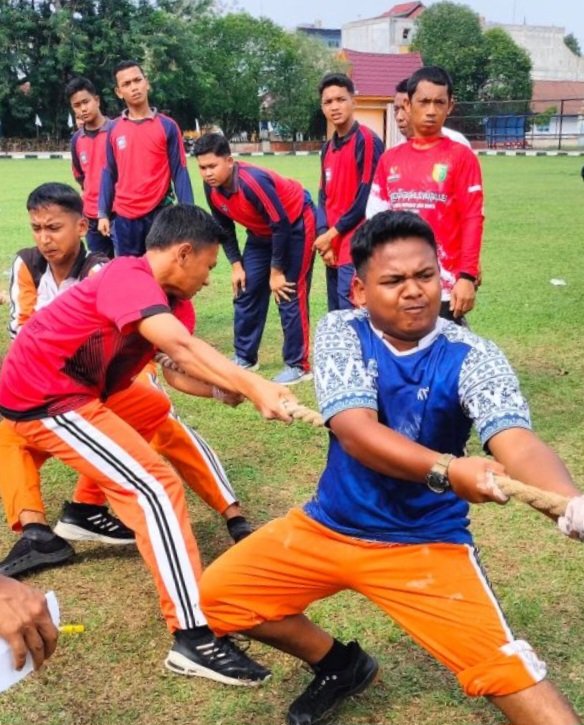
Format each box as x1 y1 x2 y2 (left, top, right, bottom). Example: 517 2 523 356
80 151 88 165
325 168 332 183
116 135 127 150
388 166 400 182
432 163 448 183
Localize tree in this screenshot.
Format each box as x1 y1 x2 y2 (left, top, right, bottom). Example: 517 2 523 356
564 33 582 57
411 2 488 102
481 27 532 106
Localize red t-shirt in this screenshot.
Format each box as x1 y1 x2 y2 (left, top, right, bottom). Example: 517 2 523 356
0 257 194 420
367 138 484 297
71 119 112 219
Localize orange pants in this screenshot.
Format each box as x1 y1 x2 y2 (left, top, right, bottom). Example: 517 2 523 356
0 387 206 632
0 369 236 528
200 508 547 697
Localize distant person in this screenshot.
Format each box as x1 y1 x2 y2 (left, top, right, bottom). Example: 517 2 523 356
392 77 472 147
66 76 114 257
315 72 384 310
193 133 316 385
367 66 483 323
98 60 194 256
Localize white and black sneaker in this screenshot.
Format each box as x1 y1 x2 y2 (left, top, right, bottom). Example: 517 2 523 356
54 501 135 545
165 627 271 686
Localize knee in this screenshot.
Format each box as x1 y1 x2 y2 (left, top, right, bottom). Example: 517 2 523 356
457 639 547 697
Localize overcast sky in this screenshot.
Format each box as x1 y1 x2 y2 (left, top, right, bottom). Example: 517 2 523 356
233 0 584 49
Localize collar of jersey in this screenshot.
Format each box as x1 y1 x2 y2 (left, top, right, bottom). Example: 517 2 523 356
369 316 446 356
332 121 359 150
121 107 157 122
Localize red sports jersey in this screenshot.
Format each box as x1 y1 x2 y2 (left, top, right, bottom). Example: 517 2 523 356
0 257 194 420
367 138 484 296
206 161 307 270
99 110 193 219
318 123 384 266
71 119 112 219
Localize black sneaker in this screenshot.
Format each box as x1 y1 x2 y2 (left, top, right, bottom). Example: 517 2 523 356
226 516 253 543
54 501 135 545
0 525 75 577
165 628 271 686
287 641 378 725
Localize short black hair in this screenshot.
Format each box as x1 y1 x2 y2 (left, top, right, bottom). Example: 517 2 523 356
113 60 145 83
352 211 437 276
145 204 225 251
395 78 409 94
65 77 98 101
318 72 355 97
407 66 453 99
27 182 83 215
192 133 231 158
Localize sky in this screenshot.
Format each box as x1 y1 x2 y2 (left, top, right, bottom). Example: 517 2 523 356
233 0 584 49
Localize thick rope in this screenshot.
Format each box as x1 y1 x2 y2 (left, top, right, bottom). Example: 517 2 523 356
155 355 569 512
494 475 569 517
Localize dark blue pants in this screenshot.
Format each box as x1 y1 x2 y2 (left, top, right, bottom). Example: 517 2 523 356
234 205 316 371
86 218 114 258
326 263 355 311
112 206 165 257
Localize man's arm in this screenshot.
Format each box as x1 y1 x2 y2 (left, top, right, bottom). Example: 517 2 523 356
97 125 118 235
0 575 58 671
164 118 195 205
365 151 391 218
136 312 294 421
7 254 38 339
70 132 84 189
488 428 580 501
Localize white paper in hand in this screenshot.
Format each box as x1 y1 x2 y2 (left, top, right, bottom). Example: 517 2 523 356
0 590 60 692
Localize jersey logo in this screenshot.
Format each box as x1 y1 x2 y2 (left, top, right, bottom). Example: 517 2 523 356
325 168 332 183
80 151 88 165
389 166 400 182
417 386 430 401
432 164 448 183
116 135 127 150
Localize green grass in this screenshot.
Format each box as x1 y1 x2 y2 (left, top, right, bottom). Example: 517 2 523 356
1 156 584 724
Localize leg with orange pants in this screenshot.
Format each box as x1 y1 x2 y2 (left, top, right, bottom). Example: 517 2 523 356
200 508 579 725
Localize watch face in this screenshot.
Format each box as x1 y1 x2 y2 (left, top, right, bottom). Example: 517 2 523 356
426 470 451 494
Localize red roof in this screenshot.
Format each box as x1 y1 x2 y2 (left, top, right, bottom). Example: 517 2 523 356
380 2 425 18
341 49 423 97
532 81 584 115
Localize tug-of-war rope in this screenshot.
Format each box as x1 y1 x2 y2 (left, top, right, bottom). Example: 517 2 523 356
156 353 568 516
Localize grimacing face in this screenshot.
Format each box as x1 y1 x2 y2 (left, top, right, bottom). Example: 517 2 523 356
352 238 441 350
29 205 86 267
175 243 219 299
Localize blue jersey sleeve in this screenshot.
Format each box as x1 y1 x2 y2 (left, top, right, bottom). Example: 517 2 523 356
204 185 241 264
314 309 379 423
163 117 194 206
316 141 330 235
98 124 117 219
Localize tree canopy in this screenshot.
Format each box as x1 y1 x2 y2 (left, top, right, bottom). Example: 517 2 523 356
0 0 338 139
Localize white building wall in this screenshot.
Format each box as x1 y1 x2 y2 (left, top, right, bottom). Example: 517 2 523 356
342 16 417 54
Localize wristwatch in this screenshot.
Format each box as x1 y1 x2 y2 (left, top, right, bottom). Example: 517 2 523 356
425 454 456 494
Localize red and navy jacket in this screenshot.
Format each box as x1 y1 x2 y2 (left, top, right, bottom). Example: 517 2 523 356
71 119 113 220
204 161 311 271
98 109 194 220
317 122 384 266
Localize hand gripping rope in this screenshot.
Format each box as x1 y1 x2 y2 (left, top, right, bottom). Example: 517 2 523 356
155 354 569 515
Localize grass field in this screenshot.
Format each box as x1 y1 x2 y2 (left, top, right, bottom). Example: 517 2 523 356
0 155 584 725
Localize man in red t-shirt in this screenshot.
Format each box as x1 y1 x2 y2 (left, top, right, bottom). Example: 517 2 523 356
367 66 483 322
66 76 114 258
315 72 384 311
0 186 297 684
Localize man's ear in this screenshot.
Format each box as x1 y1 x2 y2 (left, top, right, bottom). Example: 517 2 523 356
177 242 194 264
352 274 367 308
78 215 89 237
447 96 455 117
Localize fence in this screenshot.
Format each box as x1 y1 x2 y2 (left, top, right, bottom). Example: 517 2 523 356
449 97 584 150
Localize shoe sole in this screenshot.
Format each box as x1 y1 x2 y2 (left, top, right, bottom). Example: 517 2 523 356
274 372 314 386
164 650 271 687
0 546 75 577
54 521 136 545
287 656 379 725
